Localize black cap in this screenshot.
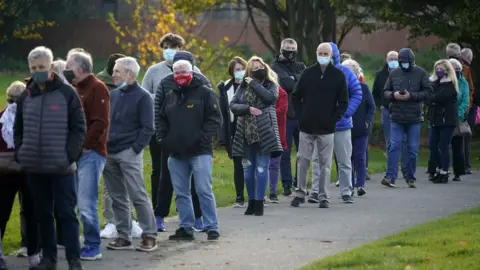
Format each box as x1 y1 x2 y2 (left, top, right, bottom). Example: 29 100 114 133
106 53 126 76
173 51 195 67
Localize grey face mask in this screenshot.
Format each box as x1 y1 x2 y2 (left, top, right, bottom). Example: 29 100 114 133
400 62 410 69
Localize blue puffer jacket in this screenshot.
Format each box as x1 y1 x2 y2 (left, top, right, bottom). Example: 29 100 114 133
330 42 363 131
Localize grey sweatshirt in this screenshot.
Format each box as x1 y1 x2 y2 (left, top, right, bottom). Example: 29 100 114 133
141 61 201 99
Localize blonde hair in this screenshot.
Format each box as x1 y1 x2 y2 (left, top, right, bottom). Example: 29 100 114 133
430 59 459 93
246 56 278 84
6 81 26 101
342 59 362 78
52 59 67 82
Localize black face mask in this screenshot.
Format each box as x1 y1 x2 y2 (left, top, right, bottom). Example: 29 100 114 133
252 69 266 81
281 49 297 61
63 69 76 84
7 99 14 104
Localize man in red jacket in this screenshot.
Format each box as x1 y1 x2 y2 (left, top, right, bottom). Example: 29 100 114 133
268 88 288 203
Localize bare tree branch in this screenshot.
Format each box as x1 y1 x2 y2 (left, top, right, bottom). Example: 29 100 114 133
245 0 276 54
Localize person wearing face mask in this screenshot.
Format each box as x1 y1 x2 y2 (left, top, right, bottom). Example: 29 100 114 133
382 48 432 188
217 56 248 207
373 51 409 180
230 56 282 216
157 60 222 241
14 46 86 270
153 51 209 232
426 60 458 183
0 81 40 270
96 53 126 90
65 51 110 260
271 38 306 196
103 57 158 252
290 43 348 208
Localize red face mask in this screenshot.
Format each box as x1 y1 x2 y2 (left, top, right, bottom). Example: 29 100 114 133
173 73 193 87
358 76 365 83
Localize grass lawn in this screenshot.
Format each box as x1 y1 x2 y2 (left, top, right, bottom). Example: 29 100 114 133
302 207 480 270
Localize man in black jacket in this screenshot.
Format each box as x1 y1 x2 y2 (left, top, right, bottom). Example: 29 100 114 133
157 59 222 241
372 51 408 178
290 42 348 208
15 46 86 270
382 48 432 188
271 38 306 196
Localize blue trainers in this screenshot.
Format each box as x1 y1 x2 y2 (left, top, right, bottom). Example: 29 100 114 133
80 246 102 261
193 218 205 232
156 216 166 232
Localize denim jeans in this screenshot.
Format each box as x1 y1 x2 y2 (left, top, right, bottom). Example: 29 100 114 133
381 108 408 175
280 119 299 188
351 135 368 188
269 156 281 196
27 173 80 261
77 151 106 249
428 126 455 173
168 154 218 234
386 122 421 182
243 146 271 200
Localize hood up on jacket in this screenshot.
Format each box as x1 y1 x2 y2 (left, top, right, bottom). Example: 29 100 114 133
398 48 416 71
328 42 363 131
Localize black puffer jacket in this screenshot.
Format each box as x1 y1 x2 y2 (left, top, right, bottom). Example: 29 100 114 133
271 57 306 119
427 78 458 127
383 48 432 124
372 64 390 108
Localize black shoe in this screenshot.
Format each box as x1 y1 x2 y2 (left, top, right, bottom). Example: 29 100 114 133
428 173 436 181
106 237 133 250
308 192 319 203
366 174 371 180
269 194 279 203
244 200 254 215
168 228 195 241
357 187 366 196
319 200 330 208
282 187 292 196
30 258 57 270
233 196 245 208
290 197 305 207
407 181 417 188
207 230 220 241
0 258 8 270
381 178 396 188
453 175 461 181
68 259 84 270
342 195 354 204
253 200 264 216
433 173 449 184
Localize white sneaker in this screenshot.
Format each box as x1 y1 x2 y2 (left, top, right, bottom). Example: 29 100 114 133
335 180 340 187
28 254 40 267
132 220 143 238
16 246 28 257
100 223 118 239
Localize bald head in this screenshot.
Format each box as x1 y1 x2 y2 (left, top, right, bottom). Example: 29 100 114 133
386 51 398 62
317 43 333 57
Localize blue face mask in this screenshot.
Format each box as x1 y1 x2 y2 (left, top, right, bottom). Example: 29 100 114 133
400 62 410 70
31 71 50 84
388 60 399 69
455 71 462 79
114 81 127 91
234 70 245 81
317 56 331 66
163 48 177 62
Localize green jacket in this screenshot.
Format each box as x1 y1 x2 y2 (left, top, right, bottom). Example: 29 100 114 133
96 68 115 91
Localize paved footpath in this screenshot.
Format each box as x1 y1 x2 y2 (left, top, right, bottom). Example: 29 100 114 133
6 172 480 270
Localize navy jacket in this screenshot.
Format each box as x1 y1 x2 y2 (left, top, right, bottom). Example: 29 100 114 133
108 81 154 154
351 83 376 138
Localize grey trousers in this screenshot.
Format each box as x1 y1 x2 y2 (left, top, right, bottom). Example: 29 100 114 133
103 148 157 241
102 180 135 225
312 130 353 197
296 132 334 200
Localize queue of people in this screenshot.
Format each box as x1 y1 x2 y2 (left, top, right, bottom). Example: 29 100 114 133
0 33 477 270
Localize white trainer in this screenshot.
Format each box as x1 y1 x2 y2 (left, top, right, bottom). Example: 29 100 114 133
100 223 118 239
131 220 143 238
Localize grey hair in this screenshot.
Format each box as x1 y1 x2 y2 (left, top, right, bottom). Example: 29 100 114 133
342 59 362 78
461 48 473 63
280 38 297 50
69 52 93 73
115 57 141 78
449 58 462 71
446 43 461 58
67 48 85 59
28 46 54 66
173 59 193 72
6 81 26 100
52 59 67 82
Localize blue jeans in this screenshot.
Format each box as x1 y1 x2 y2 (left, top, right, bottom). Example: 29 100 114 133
352 135 368 188
27 173 80 261
386 122 421 182
168 155 218 234
77 151 106 249
280 119 299 188
428 126 455 172
381 108 408 175
243 146 270 200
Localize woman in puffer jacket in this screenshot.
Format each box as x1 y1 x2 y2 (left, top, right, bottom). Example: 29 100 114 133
0 81 40 269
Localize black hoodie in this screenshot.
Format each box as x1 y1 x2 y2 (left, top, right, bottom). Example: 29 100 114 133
372 63 390 108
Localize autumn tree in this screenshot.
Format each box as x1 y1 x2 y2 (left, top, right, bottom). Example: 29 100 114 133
243 0 377 63
108 0 239 86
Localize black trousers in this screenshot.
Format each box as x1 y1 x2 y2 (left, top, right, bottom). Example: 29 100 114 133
451 135 466 176
0 173 39 256
233 157 244 200
149 136 162 209
154 147 202 218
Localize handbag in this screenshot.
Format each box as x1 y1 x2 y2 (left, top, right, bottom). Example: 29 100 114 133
0 152 22 173
453 121 472 137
